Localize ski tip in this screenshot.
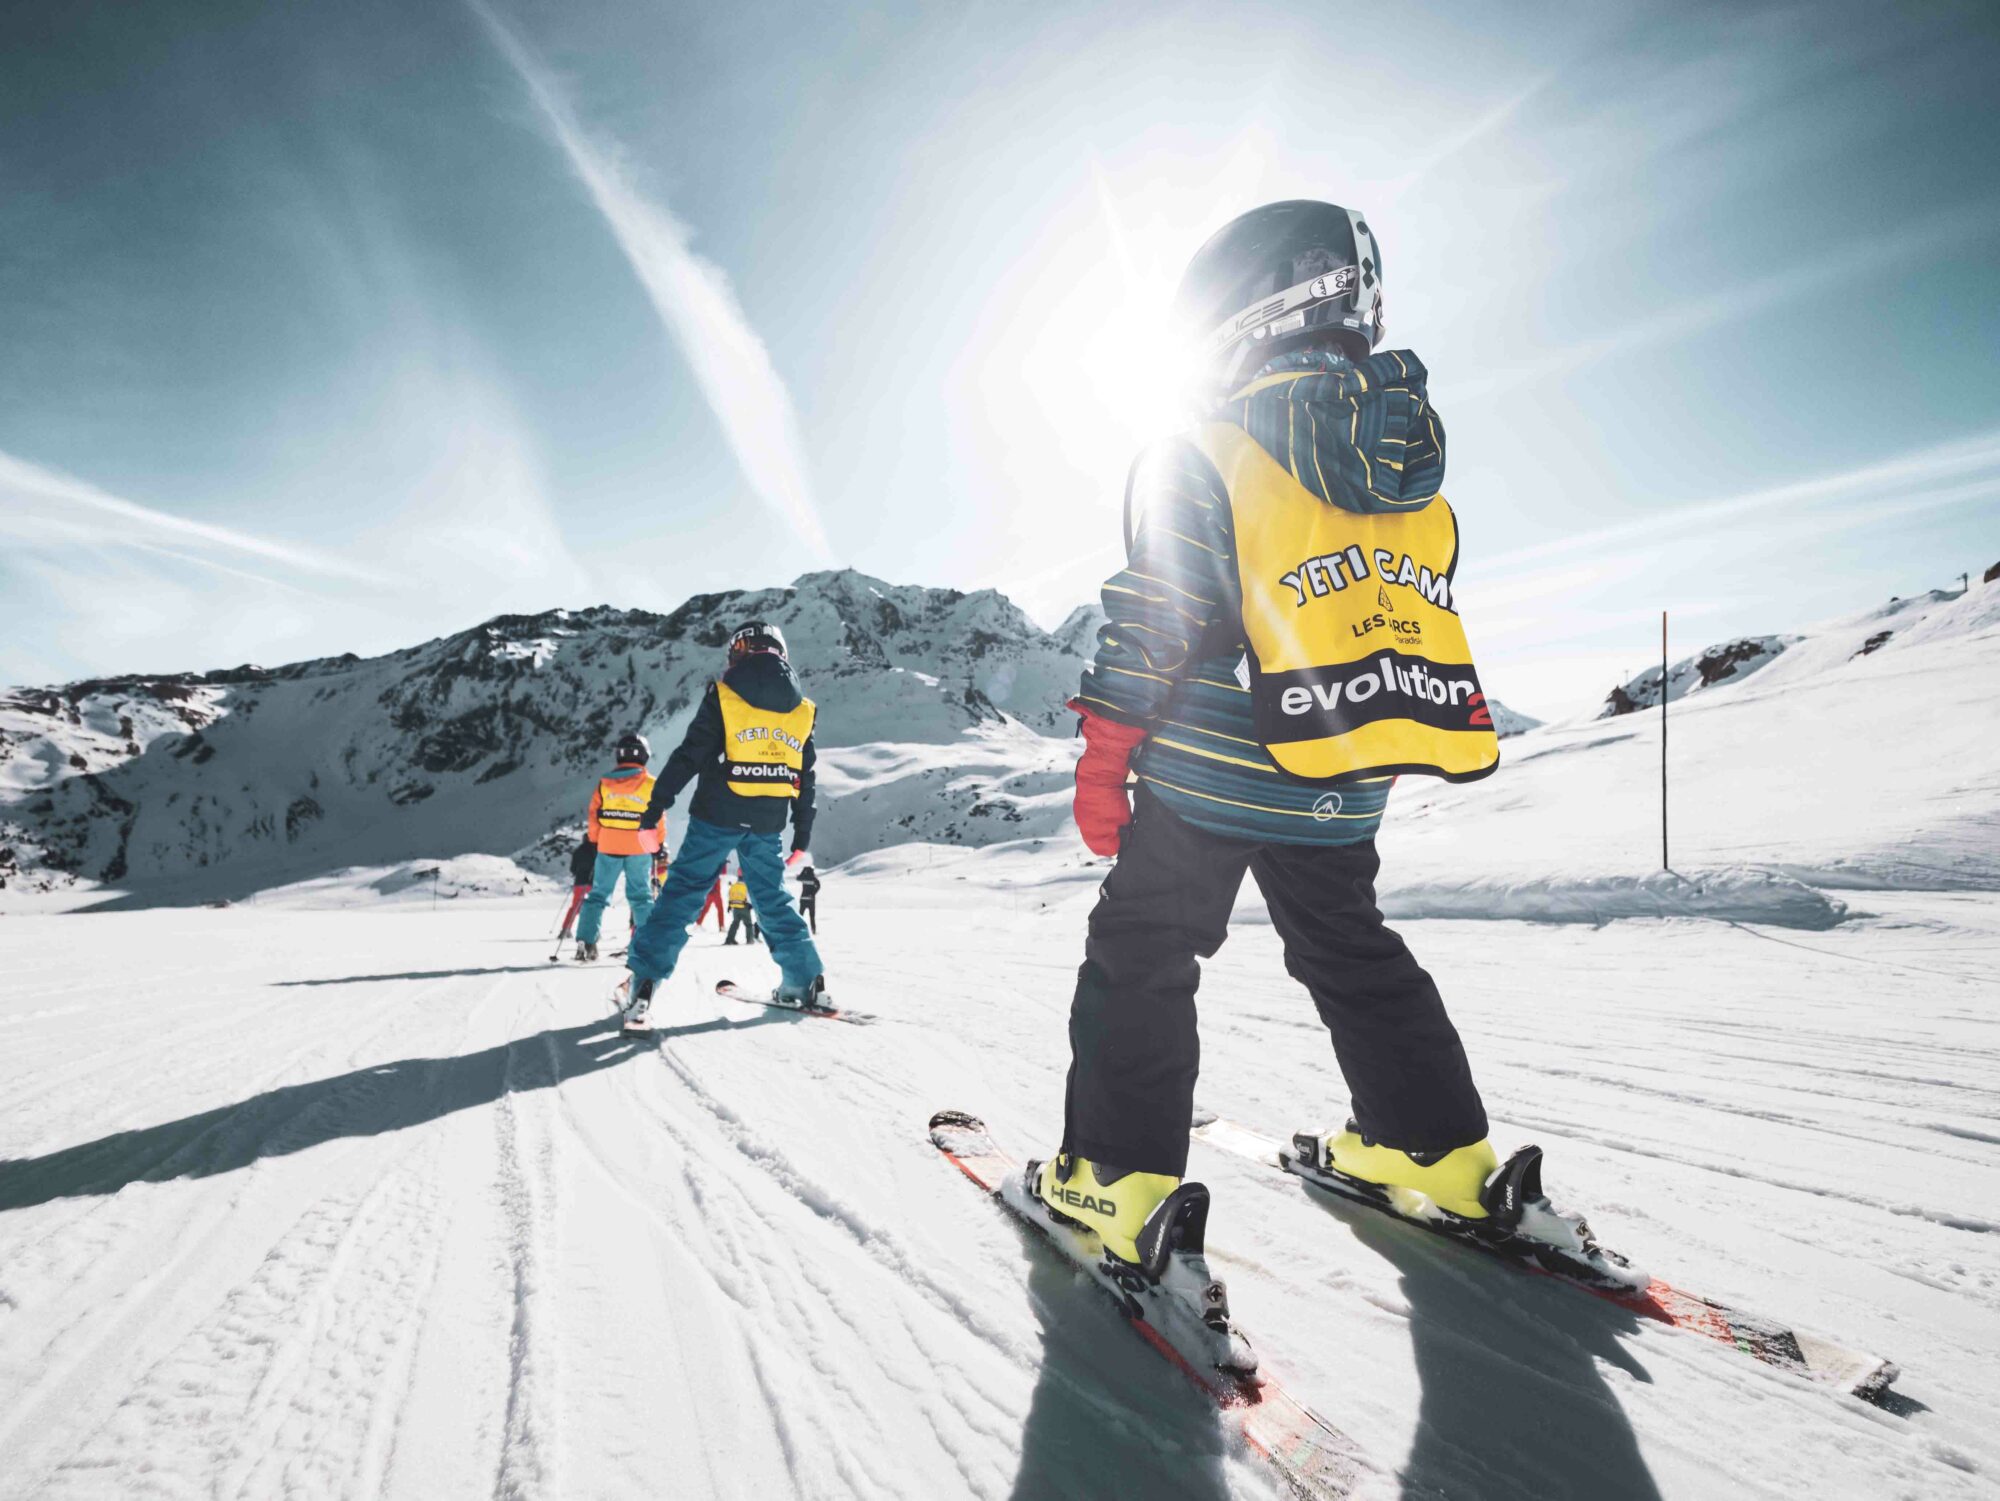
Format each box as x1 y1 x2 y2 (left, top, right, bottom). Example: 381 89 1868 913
929 1109 985 1136
714 980 736 995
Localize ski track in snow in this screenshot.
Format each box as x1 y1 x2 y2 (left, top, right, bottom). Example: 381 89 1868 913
1 890 1997 1500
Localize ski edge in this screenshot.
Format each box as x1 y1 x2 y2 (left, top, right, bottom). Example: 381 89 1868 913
928 1110 1373 1500
715 979 871 1025
1190 1116 1901 1404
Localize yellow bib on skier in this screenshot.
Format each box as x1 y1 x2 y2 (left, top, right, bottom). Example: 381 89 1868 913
715 680 816 798
594 773 657 831
1187 421 1500 785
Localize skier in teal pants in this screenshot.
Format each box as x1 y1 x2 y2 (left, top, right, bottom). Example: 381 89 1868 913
621 623 827 1023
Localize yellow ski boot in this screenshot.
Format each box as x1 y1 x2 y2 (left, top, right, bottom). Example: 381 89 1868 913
1032 1154 1184 1267
1322 1123 1499 1220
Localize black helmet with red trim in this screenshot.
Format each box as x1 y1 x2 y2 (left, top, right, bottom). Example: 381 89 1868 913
1173 200 1385 388
727 621 789 663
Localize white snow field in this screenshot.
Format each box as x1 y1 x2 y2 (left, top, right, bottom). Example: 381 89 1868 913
3 571 1998 1497
1 870 1997 1501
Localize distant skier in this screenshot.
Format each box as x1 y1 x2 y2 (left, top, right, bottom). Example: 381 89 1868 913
723 877 759 946
796 863 820 935
1033 202 1504 1268
555 835 596 941
573 732 663 962
697 871 728 932
621 623 826 1025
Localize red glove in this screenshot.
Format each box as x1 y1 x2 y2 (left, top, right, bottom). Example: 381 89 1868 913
1071 703 1148 857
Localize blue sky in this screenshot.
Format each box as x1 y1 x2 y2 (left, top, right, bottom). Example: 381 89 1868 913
3 0 1996 716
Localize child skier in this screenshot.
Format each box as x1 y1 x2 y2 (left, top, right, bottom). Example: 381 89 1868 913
697 871 728 932
555 834 596 941
1034 201 1505 1268
796 863 820 935
621 623 825 1025
723 877 758 946
573 732 662 962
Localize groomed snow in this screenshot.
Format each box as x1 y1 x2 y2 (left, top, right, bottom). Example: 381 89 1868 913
1 871 1995 1499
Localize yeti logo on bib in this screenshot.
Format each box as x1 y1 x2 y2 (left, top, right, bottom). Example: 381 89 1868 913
1188 420 1499 786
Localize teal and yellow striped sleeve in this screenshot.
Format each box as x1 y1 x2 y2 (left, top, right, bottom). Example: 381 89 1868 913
1074 441 1234 729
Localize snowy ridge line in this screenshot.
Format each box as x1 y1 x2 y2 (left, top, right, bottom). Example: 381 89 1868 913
0 986 497 1495
1496 1108 2000 1237
491 1017 564 1499
529 1029 833 1496
627 1041 1041 1493
649 1051 1041 1366
1189 1116 1901 1404
929 1110 1375 1499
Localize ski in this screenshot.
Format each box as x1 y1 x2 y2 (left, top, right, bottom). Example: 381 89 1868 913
1191 1115 1900 1403
929 1110 1371 1499
715 980 873 1025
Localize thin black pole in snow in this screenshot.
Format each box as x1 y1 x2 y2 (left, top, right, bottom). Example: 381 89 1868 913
1661 610 1669 872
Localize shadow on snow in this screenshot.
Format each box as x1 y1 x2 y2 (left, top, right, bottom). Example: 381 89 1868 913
1310 1186 1664 1501
0 1012 793 1213
272 964 569 986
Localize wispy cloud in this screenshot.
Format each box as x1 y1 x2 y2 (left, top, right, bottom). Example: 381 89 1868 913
467 1 831 558
1481 425 2000 581
1448 202 2000 407
0 448 386 584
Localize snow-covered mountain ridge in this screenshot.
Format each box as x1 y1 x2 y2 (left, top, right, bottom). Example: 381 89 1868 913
0 571 1107 903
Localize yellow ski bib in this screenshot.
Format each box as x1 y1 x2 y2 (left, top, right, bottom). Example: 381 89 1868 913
594 773 657 831
715 680 816 799
1187 421 1500 785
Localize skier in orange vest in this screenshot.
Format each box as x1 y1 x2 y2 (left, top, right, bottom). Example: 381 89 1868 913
573 731 663 961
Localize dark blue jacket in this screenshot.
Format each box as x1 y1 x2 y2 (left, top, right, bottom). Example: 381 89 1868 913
642 653 818 848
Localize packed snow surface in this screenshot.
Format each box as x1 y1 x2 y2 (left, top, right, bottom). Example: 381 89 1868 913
1378 579 2000 914
3 574 1997 1496
2 868 1996 1499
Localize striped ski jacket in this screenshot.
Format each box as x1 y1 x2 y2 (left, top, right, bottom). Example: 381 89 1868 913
1072 348 1448 845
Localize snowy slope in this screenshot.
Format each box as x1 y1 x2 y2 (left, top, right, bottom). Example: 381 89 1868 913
2 574 1997 1497
1362 577 2000 924
1 879 1994 1499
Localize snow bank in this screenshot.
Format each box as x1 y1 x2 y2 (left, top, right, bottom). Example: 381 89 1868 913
1384 574 2000 909
1365 868 1845 929
251 855 549 909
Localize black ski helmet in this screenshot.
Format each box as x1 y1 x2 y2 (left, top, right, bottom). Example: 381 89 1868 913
614 730 651 765
728 621 788 663
1173 200 1384 388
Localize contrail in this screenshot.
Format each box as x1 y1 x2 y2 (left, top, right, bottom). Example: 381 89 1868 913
0 448 386 583
468 2 832 559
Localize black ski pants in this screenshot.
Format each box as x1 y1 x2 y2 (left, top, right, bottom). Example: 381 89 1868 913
1062 788 1488 1178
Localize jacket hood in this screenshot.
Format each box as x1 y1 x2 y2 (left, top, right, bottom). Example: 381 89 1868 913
1215 348 1445 516
722 650 805 712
